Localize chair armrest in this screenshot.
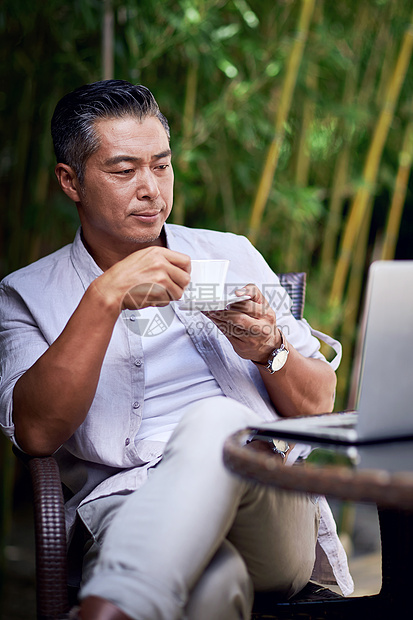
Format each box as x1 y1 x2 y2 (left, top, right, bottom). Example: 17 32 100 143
28 455 70 619
277 272 306 321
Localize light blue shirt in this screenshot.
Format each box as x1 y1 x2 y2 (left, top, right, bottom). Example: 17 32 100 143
0 224 353 595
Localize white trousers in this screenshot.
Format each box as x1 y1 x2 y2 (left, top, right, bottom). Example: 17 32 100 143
79 397 319 620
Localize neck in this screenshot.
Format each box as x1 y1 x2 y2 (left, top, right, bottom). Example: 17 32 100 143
80 228 167 271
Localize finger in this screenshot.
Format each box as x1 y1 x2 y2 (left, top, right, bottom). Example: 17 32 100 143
206 313 256 339
205 309 260 335
166 262 192 292
211 319 250 340
161 249 191 272
224 299 266 317
139 282 173 307
207 298 267 321
236 284 262 303
227 285 270 314
137 253 190 298
122 283 172 310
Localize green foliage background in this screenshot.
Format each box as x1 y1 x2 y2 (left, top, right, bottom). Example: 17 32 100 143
1 0 413 590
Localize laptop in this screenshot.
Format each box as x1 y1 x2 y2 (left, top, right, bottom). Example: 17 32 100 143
251 260 413 445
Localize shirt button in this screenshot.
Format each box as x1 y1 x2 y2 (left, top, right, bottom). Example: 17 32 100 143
125 438 130 446
134 359 142 367
130 315 136 322
132 402 140 409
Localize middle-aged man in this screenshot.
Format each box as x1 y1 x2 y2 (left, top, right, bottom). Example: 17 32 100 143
0 80 353 620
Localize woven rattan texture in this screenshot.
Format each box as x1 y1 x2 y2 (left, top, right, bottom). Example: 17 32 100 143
278 272 306 321
30 457 70 619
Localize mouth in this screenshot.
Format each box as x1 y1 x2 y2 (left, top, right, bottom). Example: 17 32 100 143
131 211 162 223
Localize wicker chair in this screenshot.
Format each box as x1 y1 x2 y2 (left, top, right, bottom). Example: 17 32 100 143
16 272 343 620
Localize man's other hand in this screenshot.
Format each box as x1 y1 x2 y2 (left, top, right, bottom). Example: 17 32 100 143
205 284 281 363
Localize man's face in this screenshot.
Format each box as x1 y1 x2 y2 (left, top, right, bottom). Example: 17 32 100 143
76 115 174 259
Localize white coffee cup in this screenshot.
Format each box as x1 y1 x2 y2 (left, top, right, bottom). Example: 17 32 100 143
184 259 230 301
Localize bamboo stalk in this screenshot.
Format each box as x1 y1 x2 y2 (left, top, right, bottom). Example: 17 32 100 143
173 60 198 225
337 199 372 406
248 0 316 245
102 0 114 80
27 96 57 264
357 13 390 108
7 76 35 271
320 144 351 276
376 1 397 107
294 64 316 187
285 63 317 271
218 143 238 233
329 9 413 309
381 119 413 260
320 4 369 277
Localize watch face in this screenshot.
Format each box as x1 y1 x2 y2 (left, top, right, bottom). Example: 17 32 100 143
272 439 289 454
270 348 289 372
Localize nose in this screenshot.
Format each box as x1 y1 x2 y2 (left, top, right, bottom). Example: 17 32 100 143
136 167 160 201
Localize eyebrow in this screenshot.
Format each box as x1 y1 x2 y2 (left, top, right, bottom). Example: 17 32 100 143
103 150 172 166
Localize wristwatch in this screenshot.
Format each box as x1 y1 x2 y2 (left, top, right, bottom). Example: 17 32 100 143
247 433 290 459
255 329 289 373
271 438 290 458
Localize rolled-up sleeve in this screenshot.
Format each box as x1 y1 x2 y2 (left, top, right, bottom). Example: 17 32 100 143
0 282 49 444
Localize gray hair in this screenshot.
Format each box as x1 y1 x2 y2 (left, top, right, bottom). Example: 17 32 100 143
51 80 170 184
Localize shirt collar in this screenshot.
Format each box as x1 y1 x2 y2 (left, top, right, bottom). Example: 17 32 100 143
70 227 103 290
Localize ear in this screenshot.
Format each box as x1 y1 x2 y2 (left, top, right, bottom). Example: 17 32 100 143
55 163 82 203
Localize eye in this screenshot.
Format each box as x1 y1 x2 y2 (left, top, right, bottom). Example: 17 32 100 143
155 164 169 171
113 168 134 175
